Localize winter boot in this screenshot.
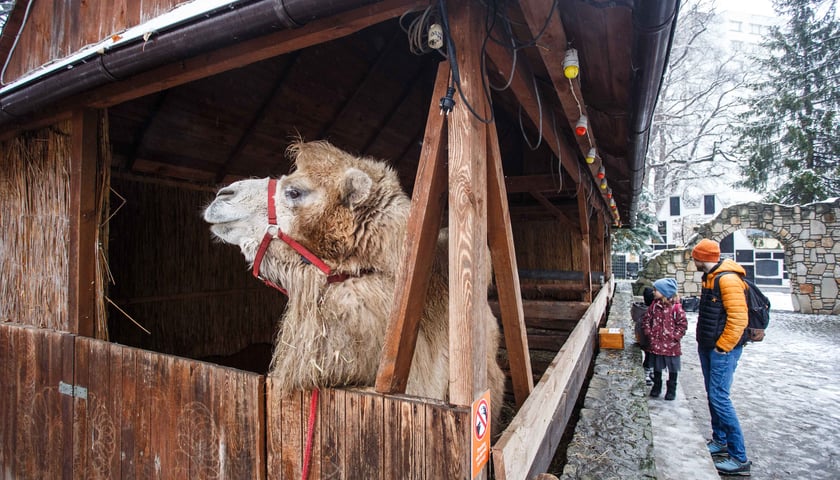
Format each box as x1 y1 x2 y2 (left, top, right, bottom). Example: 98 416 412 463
664 371 678 400
644 367 654 386
649 371 662 397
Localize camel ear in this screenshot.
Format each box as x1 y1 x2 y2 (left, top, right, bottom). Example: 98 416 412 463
342 167 372 208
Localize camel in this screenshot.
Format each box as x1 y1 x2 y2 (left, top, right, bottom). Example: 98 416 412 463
203 140 504 416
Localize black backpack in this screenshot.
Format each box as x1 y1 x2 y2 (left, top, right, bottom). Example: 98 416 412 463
713 271 771 343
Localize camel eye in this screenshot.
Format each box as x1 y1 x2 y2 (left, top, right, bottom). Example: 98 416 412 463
285 186 307 203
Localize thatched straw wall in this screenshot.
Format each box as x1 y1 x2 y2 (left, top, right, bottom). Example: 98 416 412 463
512 219 581 271
0 123 71 331
106 177 282 361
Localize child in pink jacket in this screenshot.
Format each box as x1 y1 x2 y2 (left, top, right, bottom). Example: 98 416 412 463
642 278 687 400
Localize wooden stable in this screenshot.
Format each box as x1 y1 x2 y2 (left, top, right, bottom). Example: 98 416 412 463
0 0 676 478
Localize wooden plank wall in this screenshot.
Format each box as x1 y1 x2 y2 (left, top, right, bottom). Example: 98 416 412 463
1 323 476 479
0 324 265 479
489 299 590 382
72 337 266 479
3 0 184 82
266 381 471 480
0 325 75 480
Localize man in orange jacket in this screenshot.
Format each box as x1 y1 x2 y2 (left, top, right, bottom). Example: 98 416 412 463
692 238 752 476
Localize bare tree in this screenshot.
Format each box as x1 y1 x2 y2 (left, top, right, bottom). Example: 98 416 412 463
645 0 752 209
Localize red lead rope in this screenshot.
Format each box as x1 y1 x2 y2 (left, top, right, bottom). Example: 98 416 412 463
253 179 350 294
301 389 319 480
255 181 328 476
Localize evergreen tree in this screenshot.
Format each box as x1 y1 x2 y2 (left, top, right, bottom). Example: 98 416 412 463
735 0 840 203
612 191 661 255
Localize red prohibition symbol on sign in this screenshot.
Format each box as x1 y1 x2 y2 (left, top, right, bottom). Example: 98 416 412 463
474 398 489 441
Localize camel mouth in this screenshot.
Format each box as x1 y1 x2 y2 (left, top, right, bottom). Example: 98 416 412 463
208 223 234 242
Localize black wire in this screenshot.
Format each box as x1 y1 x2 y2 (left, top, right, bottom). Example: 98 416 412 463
438 0 494 124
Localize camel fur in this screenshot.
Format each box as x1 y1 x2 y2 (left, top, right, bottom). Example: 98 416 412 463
203 140 504 417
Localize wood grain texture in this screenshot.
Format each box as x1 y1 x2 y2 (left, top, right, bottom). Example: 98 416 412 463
446 0 490 411
68 109 99 337
486 121 533 407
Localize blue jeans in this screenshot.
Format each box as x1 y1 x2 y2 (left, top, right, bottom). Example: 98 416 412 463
697 345 748 462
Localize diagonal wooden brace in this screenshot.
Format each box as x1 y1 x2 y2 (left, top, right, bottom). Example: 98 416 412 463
486 121 534 407
375 61 450 394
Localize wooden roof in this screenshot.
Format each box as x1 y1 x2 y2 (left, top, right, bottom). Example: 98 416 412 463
0 0 679 224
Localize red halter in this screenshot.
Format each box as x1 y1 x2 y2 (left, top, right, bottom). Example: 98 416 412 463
252 178 349 295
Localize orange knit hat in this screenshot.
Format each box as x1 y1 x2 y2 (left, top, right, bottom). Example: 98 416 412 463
692 239 721 262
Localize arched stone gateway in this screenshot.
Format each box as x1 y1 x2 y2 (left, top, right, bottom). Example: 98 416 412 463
636 198 840 314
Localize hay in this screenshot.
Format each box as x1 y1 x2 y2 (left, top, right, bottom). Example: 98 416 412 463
0 123 71 330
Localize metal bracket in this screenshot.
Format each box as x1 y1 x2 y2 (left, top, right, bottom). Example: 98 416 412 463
58 381 88 399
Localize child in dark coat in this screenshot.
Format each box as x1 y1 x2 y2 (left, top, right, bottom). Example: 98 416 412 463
642 278 687 400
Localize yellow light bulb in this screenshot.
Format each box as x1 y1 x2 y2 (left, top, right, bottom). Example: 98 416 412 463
586 148 596 164
563 49 580 79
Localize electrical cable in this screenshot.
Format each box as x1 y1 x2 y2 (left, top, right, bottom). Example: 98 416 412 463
517 73 542 150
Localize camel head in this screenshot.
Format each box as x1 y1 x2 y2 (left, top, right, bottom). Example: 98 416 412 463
203 140 408 277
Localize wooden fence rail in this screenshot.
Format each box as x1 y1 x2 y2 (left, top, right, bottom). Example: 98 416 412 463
1 279 611 480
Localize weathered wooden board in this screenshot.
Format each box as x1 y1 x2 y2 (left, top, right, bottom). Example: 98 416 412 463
0 325 74 480
72 337 265 479
266 382 471 480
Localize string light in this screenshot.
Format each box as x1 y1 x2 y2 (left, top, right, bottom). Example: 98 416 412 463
563 49 579 79
585 148 596 164
575 115 588 136
597 165 605 179
600 178 608 190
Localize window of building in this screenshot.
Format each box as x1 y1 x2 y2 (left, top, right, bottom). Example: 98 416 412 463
704 195 716 215
720 234 734 253
669 196 680 216
730 20 743 32
658 221 668 242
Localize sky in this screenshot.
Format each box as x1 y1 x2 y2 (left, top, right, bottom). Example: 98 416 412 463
719 0 775 16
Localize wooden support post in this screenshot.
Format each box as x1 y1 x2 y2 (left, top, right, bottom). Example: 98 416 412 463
446 0 489 412
68 109 98 337
604 215 613 279
576 184 593 302
592 211 607 283
516 0 611 219
486 121 533 407
375 62 450 394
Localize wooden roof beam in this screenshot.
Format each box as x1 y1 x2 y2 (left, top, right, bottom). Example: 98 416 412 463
76 0 427 110
483 40 581 186
517 0 611 217
504 174 574 195
215 52 301 183
484 35 602 216
530 191 576 225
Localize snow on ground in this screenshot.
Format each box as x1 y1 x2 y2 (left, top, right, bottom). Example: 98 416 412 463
660 305 840 479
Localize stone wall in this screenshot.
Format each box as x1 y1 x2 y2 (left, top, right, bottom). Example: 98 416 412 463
635 198 840 314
